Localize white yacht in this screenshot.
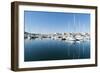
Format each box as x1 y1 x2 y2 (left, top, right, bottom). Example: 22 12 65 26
66 36 76 41
75 35 83 41
27 35 31 39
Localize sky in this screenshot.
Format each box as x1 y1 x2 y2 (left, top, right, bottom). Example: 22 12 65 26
24 11 90 34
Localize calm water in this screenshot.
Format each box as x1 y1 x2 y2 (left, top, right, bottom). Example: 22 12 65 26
24 39 90 62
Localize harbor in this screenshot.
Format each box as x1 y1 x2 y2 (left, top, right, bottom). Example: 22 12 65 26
24 32 90 42
24 34 90 61
24 11 90 61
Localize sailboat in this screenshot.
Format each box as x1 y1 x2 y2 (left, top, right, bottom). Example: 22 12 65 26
67 14 76 41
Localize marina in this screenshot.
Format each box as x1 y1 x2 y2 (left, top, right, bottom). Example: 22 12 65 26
24 32 90 61
24 11 91 62
24 32 90 42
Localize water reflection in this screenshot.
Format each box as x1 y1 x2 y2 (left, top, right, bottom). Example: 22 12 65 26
24 39 90 62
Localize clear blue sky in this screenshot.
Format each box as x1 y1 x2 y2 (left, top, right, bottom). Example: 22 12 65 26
24 11 90 33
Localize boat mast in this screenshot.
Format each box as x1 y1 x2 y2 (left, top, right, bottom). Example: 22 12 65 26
74 14 76 33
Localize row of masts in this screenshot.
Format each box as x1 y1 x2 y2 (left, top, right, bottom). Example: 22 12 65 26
25 14 90 42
